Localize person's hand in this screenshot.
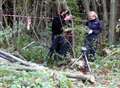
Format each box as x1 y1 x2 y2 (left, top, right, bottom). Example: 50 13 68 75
84 26 93 34
64 15 73 21
88 29 93 34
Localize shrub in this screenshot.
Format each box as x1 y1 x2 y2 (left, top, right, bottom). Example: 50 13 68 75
20 45 47 63
74 25 86 57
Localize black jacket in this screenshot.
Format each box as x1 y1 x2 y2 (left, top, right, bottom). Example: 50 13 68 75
86 19 102 35
52 15 65 35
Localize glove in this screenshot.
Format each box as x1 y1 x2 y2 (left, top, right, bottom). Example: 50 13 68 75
88 30 93 34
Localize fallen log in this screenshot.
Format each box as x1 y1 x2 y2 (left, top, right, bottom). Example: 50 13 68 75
0 59 95 84
0 63 48 71
0 57 10 63
0 50 41 67
65 72 96 83
0 50 96 83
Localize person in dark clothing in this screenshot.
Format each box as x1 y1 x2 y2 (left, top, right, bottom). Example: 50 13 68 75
84 11 102 61
49 10 72 58
51 10 68 43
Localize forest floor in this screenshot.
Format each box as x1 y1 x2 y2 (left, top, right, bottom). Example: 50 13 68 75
0 49 120 88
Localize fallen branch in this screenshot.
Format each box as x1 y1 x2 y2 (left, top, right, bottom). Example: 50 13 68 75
22 41 35 50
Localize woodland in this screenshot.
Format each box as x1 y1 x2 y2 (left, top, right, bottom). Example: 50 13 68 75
0 0 120 88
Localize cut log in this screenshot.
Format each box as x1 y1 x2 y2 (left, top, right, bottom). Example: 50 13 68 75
66 72 96 84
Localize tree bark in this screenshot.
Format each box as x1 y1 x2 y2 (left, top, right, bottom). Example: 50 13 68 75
0 0 2 30
13 0 16 28
12 0 17 48
91 0 97 13
102 0 108 25
101 0 108 48
82 0 90 13
109 0 116 45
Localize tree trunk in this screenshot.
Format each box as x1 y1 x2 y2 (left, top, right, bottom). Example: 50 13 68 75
91 0 97 13
12 0 17 48
82 0 90 13
13 0 16 28
0 0 2 30
109 0 116 45
102 0 108 30
101 0 108 48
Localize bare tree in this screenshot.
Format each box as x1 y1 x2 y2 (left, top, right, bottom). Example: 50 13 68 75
101 0 108 45
91 0 97 13
102 0 108 28
82 0 90 13
0 0 2 30
12 0 17 48
13 0 16 28
109 0 116 45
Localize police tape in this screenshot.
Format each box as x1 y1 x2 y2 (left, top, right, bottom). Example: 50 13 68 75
0 14 52 19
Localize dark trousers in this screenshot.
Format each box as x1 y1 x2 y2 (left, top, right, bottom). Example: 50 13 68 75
84 34 98 59
51 33 56 44
49 34 65 57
